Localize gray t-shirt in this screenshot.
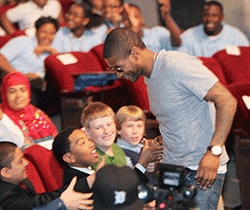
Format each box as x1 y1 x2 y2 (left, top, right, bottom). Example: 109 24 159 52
145 50 229 168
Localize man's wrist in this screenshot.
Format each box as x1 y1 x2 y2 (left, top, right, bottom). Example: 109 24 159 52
207 145 223 157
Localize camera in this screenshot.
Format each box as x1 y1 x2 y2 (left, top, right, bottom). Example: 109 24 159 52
138 164 197 210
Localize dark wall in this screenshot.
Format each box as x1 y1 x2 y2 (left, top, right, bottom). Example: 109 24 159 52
158 0 206 31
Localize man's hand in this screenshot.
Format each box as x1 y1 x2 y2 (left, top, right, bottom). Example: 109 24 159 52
33 45 59 56
123 2 141 33
61 176 93 210
25 73 40 81
138 138 163 168
157 0 171 20
195 152 220 189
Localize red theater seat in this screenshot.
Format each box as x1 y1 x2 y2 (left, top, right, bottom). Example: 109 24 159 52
212 47 250 85
21 157 47 193
45 51 105 94
198 57 228 86
23 145 66 192
121 77 150 111
0 35 12 48
227 82 250 131
90 44 109 70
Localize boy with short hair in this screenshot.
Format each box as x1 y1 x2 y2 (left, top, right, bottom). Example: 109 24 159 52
115 105 147 167
115 105 160 185
52 127 105 192
81 102 163 182
0 142 92 210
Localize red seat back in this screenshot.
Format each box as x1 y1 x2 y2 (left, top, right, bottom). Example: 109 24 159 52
24 158 47 193
23 145 66 192
213 47 250 85
45 51 105 94
90 44 109 70
227 82 250 130
121 76 150 111
198 57 228 86
0 35 12 48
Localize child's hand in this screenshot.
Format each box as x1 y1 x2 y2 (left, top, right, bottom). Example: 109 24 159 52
138 138 163 168
87 157 105 189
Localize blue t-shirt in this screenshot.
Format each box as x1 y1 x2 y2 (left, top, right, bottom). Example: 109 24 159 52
53 25 107 53
0 36 52 78
142 26 173 53
178 23 249 57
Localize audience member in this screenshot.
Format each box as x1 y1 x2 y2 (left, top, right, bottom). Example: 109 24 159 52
123 2 181 53
0 141 93 210
102 27 237 210
115 105 147 168
115 105 160 185
0 72 58 150
89 0 102 15
81 102 163 184
53 1 105 52
92 164 144 210
0 0 63 35
0 16 60 107
178 0 249 57
52 127 105 192
101 0 124 29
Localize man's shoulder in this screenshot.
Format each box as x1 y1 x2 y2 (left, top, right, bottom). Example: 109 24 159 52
223 23 245 34
182 24 203 35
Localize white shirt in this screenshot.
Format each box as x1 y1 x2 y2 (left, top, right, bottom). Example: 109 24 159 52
1 114 24 148
6 0 61 30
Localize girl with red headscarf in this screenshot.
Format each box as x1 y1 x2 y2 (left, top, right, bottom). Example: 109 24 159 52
0 72 58 150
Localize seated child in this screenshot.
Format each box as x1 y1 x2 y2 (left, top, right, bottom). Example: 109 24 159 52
115 105 161 185
0 141 92 210
52 127 105 193
80 102 163 183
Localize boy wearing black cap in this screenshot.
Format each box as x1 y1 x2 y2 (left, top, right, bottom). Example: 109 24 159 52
92 164 144 210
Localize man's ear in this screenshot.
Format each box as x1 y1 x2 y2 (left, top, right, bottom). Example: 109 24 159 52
130 47 140 61
117 130 121 135
63 153 75 164
0 167 11 179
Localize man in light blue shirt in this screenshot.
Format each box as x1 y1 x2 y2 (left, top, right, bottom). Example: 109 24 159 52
123 2 181 53
178 0 249 57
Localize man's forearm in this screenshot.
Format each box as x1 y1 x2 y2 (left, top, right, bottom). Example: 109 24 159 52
210 94 237 146
164 15 182 47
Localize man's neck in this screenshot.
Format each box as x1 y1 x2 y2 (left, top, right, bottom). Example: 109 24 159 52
142 49 157 79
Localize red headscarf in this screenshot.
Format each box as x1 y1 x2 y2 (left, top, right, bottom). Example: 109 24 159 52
0 72 57 141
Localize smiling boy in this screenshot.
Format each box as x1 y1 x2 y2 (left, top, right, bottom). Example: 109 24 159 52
52 128 105 193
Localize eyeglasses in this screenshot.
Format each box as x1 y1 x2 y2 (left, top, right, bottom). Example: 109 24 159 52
107 50 131 73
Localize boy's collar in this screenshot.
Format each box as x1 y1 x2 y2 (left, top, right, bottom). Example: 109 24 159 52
70 166 95 175
116 138 143 153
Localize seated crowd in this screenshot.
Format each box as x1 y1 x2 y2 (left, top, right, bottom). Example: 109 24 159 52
0 0 249 209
